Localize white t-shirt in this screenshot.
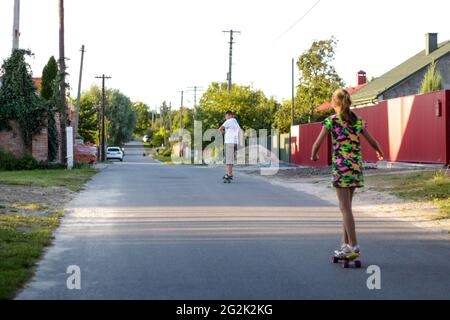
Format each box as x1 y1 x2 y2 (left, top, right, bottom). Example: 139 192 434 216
222 118 240 144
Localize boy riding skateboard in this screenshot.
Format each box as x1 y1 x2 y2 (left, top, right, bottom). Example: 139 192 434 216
219 111 241 182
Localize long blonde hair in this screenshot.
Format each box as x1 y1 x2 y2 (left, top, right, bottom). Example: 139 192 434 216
332 88 357 125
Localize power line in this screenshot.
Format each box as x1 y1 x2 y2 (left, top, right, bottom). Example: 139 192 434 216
274 0 321 41
186 86 204 108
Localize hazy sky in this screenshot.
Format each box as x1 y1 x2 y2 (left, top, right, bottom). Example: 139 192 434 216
0 0 449 110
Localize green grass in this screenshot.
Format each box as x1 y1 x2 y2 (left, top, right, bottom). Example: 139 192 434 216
0 168 98 299
0 212 62 300
9 203 48 211
152 155 173 164
0 168 98 192
366 170 450 219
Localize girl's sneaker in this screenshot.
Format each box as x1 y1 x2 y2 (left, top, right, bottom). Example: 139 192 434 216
334 244 361 259
334 244 351 257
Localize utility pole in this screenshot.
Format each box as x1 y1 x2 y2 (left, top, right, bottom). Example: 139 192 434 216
12 0 20 51
59 0 68 166
223 30 241 92
168 102 173 138
180 91 184 131
160 103 167 147
74 45 86 144
291 58 295 126
186 86 203 122
151 106 155 127
95 74 111 162
179 91 184 157
186 86 203 108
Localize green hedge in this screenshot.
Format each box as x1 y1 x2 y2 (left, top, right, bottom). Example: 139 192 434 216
0 150 65 171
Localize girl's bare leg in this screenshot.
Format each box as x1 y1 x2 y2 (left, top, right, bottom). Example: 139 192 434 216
336 187 358 247
340 188 354 245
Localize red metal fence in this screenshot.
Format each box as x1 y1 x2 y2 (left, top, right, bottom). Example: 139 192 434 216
290 90 450 167
291 123 331 167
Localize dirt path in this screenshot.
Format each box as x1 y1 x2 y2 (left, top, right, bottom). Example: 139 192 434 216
0 185 74 217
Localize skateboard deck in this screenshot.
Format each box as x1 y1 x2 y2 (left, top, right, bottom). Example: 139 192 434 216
332 253 362 269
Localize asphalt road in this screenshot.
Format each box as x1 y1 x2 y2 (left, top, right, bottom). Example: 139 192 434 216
17 141 450 299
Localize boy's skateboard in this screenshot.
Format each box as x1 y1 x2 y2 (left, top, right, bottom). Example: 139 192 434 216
223 175 232 183
332 253 362 269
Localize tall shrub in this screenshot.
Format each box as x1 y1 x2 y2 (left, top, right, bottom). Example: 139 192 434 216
420 60 443 94
0 50 47 149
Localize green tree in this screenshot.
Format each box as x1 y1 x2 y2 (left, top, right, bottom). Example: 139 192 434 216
132 102 150 136
420 60 443 94
40 56 58 100
274 38 344 131
41 56 59 161
76 85 103 144
76 94 98 143
195 82 279 132
107 90 136 146
0 50 47 150
172 107 194 132
157 101 170 147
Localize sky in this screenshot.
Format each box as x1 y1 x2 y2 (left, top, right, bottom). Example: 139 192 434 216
0 0 449 111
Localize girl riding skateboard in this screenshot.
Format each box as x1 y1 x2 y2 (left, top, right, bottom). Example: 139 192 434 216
311 89 384 261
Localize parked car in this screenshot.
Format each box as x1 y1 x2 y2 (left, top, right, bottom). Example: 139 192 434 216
106 147 124 161
142 135 149 143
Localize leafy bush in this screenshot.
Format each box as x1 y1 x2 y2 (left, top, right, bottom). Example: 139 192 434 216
15 155 39 170
0 150 18 171
160 147 172 157
420 60 443 94
0 150 59 171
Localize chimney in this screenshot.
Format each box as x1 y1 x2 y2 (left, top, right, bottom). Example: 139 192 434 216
357 70 367 86
425 33 438 55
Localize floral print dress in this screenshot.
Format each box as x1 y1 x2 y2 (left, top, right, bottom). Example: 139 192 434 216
323 114 367 188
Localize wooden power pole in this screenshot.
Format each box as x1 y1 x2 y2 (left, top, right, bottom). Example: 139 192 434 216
74 45 86 144
12 0 20 51
223 30 241 92
59 0 68 166
95 75 111 161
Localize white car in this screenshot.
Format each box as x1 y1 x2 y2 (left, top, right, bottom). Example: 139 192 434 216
106 147 124 161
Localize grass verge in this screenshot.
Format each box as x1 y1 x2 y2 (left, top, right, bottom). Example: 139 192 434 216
0 167 98 192
0 212 62 299
0 168 98 299
152 155 173 163
366 170 450 219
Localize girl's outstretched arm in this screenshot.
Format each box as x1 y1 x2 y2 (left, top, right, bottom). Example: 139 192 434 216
311 127 329 161
362 129 385 160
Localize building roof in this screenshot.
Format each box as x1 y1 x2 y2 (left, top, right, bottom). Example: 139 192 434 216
351 40 450 105
316 83 367 111
32 77 42 91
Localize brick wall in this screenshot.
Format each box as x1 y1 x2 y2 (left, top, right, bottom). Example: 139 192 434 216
31 127 48 161
0 120 48 161
0 121 27 157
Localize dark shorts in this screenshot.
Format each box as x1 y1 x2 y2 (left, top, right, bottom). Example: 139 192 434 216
225 143 237 165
